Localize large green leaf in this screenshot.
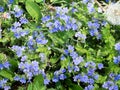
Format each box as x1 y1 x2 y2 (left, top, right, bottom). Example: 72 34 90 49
25 0 42 21
27 83 33 90
69 84 83 90
27 74 45 90
0 69 13 81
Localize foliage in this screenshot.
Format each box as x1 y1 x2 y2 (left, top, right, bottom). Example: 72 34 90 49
0 0 120 90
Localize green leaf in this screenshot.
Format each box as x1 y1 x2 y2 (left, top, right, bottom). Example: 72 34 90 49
9 59 18 72
0 70 13 81
27 74 45 90
35 0 43 3
69 84 83 90
27 83 33 90
33 74 44 86
25 0 42 21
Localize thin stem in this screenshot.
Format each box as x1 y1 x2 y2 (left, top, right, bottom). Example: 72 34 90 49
94 0 106 12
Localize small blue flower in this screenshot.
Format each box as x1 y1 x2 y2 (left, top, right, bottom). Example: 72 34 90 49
36 38 48 45
20 78 26 84
4 86 11 90
73 74 81 82
21 56 27 62
73 66 80 72
80 75 89 83
84 85 94 90
115 43 120 51
41 15 50 23
14 10 23 18
114 74 120 81
113 56 120 64
14 76 20 81
105 0 109 3
0 64 3 70
3 61 10 69
87 68 95 76
98 63 104 70
52 76 59 83
82 0 89 4
60 55 65 60
8 0 14 4
70 51 78 59
44 78 50 85
73 56 84 65
13 22 21 28
88 78 94 84
0 6 4 12
20 17 28 24
59 74 66 80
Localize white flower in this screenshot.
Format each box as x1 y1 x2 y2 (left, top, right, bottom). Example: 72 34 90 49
105 2 120 25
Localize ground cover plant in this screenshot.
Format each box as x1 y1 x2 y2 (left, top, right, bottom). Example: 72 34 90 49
0 0 120 90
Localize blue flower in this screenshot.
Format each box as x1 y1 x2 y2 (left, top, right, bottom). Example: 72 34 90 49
0 64 3 70
87 3 95 13
21 56 27 62
84 85 94 90
105 0 109 3
73 66 80 72
4 86 11 90
0 6 4 12
73 56 84 65
67 66 73 73
52 76 59 83
115 42 120 51
113 56 120 64
80 75 89 83
41 15 50 23
75 32 86 43
88 78 94 84
32 31 38 38
14 76 20 81
109 73 115 79
60 55 65 60
70 51 78 59
14 10 23 18
114 74 120 81
8 0 14 4
87 68 95 76
44 78 50 85
72 23 78 30
20 17 28 24
20 78 26 84
36 38 48 45
39 53 46 62
102 81 118 90
64 49 69 55
19 61 40 80
85 61 96 68
13 22 21 28
3 61 11 69
73 74 81 82
98 63 104 70
59 74 66 80
82 0 89 4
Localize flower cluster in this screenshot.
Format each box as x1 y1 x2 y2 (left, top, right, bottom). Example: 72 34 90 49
11 45 25 57
1 0 120 90
18 61 40 80
88 18 104 39
0 61 11 70
10 5 29 38
0 79 10 90
42 7 81 33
